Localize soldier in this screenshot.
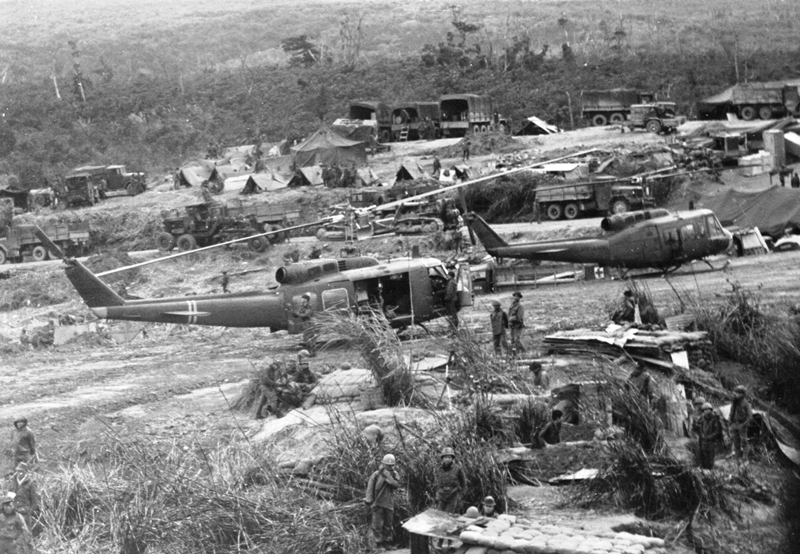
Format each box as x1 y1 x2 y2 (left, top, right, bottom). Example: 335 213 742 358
626 362 655 404
435 447 466 514
444 270 459 329
489 300 509 356
432 157 441 177
286 293 317 356
612 290 636 324
536 408 564 447
221 271 230 294
729 385 753 461
461 138 471 161
9 417 36 467
697 402 723 469
480 496 497 517
508 291 526 355
689 396 707 438
364 454 401 552
6 463 40 533
293 350 318 388
529 362 550 391
792 171 800 189
0 493 31 554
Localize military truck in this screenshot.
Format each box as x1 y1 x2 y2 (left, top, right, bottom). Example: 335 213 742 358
348 102 393 144
156 201 301 252
439 94 497 137
580 89 656 126
0 222 90 264
390 102 440 141
63 172 103 207
536 180 655 220
698 83 800 121
627 102 686 134
72 165 147 196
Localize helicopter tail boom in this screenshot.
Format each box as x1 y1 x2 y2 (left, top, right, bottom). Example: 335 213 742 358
64 258 126 308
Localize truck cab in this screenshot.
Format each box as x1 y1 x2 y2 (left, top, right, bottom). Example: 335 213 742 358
63 172 102 207
627 102 685 134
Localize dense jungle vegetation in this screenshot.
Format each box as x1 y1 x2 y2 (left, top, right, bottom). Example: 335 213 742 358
0 0 799 188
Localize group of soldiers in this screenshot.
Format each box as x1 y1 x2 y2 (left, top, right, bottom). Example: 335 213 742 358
364 446 496 553
2 417 40 554
488 292 526 356
254 349 320 419
321 162 358 188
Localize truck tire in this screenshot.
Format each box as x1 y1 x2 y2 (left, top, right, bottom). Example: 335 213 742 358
176 234 197 252
32 245 49 262
481 125 488 134
758 105 773 120
380 130 390 143
592 114 608 126
609 113 625 124
740 106 756 121
0 248 7 265
546 203 563 220
645 119 662 134
156 232 176 252
611 199 629 215
126 182 136 196
473 125 481 135
268 225 287 244
248 236 268 253
563 203 580 220
316 228 328 241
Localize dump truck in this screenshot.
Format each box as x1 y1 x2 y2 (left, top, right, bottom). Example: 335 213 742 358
580 89 656 126
348 101 393 143
698 83 800 121
0 222 90 264
627 102 686 134
390 102 440 141
439 94 496 137
536 179 655 220
156 201 301 252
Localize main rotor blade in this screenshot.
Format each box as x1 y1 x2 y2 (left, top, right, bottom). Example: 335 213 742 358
95 217 336 277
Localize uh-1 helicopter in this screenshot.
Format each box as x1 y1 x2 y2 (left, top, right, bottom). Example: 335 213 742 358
464 208 733 273
35 222 473 333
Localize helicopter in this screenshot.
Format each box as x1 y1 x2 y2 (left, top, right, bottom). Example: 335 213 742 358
464 208 733 273
35 222 473 333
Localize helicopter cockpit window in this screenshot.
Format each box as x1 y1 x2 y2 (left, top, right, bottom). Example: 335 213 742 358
706 215 726 238
322 289 349 311
681 224 695 239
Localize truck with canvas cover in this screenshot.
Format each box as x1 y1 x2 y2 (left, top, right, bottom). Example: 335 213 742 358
439 94 495 137
72 165 146 197
63 172 103 207
536 180 655 220
581 89 656 126
390 102 441 141
156 201 300 252
348 102 393 143
0 222 90 264
730 84 800 121
627 102 686 134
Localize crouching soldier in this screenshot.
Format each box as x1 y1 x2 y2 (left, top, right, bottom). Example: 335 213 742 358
0 493 31 554
365 454 401 552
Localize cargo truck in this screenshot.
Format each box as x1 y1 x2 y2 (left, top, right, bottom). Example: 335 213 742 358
698 82 800 120
348 102 393 143
535 179 655 220
439 94 496 137
580 89 656 126
0 222 90 264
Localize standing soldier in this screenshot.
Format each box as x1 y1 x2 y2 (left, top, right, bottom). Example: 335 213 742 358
0 493 31 554
461 138 471 161
9 417 36 467
697 402 723 469
444 270 459 329
508 291 526 355
689 396 707 438
432 157 442 178
626 363 655 404
729 385 753 461
286 293 317 356
792 171 800 189
364 454 401 552
6 463 40 533
435 447 467 514
489 300 509 356
221 271 230 294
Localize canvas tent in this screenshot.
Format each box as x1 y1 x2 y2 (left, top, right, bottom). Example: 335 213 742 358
515 116 561 136
698 186 800 238
177 163 214 187
288 166 325 187
291 127 367 168
242 173 290 194
395 162 427 182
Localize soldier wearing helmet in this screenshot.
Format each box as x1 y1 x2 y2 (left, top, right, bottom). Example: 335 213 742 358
480 496 497 518
6 462 40 533
285 294 317 356
729 385 753 461
689 396 706 438
697 402 723 469
364 453 401 551
0 492 31 554
435 447 467 514
10 417 36 467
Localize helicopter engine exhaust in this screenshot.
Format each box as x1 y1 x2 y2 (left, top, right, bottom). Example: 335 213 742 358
601 208 671 232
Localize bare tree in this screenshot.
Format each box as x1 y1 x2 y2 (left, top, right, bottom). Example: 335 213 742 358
339 11 365 69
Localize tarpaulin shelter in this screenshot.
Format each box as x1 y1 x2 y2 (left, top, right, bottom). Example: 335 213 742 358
0 183 29 210
395 162 426 181
290 127 367 168
288 166 324 187
177 163 214 187
331 119 378 143
515 115 561 136
242 173 289 194
698 186 800 238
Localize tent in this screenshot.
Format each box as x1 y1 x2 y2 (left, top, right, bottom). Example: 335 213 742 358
515 116 561 136
698 186 800 238
288 166 325 187
177 164 213 187
291 127 367 168
395 162 426 181
242 173 290 195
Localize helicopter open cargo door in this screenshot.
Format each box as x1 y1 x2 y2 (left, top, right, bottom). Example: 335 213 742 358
456 262 473 308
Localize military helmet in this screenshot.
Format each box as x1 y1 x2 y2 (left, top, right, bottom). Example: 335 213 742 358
734 385 747 394
381 454 396 466
491 300 501 306
13 416 27 426
482 496 496 507
298 349 311 359
693 396 706 406
464 506 480 518
702 402 713 411
301 293 311 300
441 447 456 458
1 492 14 505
